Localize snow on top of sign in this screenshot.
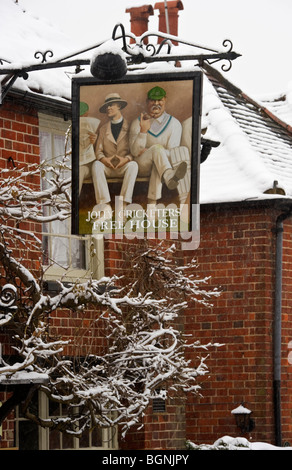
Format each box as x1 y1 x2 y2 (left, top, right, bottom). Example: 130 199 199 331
90 39 127 61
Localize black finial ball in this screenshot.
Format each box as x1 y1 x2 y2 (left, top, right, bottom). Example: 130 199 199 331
90 52 127 80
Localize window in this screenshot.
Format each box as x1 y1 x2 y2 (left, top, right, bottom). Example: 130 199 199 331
15 391 118 450
38 113 104 282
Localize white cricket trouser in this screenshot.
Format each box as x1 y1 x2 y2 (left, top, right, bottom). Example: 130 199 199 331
91 160 138 204
134 144 172 201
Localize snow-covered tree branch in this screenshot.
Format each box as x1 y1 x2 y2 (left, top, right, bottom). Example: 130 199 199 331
0 142 221 438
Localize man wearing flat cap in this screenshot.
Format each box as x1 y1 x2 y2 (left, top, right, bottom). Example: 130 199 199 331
92 93 138 217
129 86 186 205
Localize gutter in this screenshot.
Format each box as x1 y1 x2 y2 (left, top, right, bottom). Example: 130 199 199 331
5 88 71 118
273 209 292 446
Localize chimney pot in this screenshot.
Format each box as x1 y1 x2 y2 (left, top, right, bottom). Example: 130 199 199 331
126 5 154 43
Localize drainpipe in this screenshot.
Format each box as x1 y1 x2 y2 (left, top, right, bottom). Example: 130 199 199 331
154 1 184 45
274 209 292 446
164 0 170 34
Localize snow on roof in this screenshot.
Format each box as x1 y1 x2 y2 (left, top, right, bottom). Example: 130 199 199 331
0 0 79 100
258 83 292 127
1 0 292 206
200 65 292 204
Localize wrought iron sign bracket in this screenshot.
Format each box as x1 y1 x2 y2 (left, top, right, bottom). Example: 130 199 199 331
112 23 241 71
0 23 241 102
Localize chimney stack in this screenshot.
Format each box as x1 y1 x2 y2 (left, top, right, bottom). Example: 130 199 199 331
126 5 154 43
154 1 184 45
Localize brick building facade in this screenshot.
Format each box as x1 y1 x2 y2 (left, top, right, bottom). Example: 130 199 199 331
88 199 292 449
186 202 292 446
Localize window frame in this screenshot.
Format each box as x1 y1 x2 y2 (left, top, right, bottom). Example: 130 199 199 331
15 391 118 450
38 113 104 282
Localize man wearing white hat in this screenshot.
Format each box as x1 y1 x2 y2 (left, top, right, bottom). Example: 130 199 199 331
92 93 138 217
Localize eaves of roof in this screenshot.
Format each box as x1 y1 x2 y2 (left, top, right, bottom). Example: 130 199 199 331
6 88 71 119
201 196 292 213
241 91 292 135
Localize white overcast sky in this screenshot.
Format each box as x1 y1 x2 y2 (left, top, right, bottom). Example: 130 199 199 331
18 0 292 97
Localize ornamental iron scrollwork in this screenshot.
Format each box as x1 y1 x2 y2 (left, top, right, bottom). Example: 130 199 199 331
0 58 10 65
34 50 54 63
111 23 241 71
206 39 235 72
0 283 18 326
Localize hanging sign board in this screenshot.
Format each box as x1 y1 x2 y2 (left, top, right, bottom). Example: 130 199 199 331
71 71 202 248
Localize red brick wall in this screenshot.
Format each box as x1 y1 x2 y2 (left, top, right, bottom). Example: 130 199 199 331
280 217 292 445
184 203 292 446
48 305 110 358
0 100 41 292
0 396 15 448
0 100 40 169
0 99 41 275
119 400 186 450
0 99 41 448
